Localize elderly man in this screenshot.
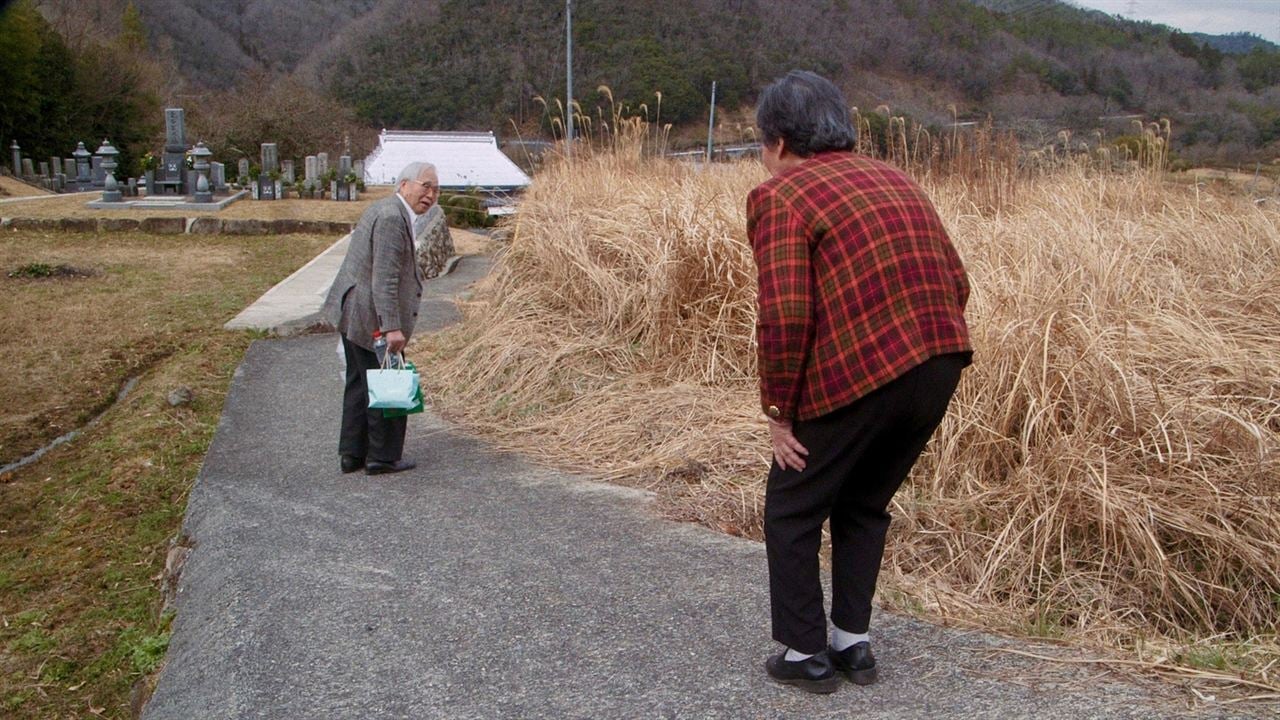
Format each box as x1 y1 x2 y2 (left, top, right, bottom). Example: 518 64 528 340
748 71 972 693
323 162 439 475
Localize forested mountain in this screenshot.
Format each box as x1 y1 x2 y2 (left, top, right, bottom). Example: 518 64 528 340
9 0 1280 167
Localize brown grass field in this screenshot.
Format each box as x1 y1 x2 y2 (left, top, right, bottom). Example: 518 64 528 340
420 142 1280 700
0 229 335 717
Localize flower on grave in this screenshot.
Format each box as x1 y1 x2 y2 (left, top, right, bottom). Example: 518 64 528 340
140 152 157 171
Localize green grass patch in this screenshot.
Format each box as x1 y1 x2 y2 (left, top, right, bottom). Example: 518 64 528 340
0 230 330 719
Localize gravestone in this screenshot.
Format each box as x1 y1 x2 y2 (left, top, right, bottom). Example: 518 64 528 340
63 158 75 178
10 141 19 175
261 143 278 174
354 160 365 182
304 156 318 189
238 158 250 182
21 158 35 178
210 162 226 190
49 157 60 177
317 152 329 176
338 155 352 177
158 108 188 194
38 161 49 178
128 177 138 197
74 142 91 182
257 175 277 200
281 159 295 184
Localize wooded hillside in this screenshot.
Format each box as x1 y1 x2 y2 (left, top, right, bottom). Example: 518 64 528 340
8 0 1280 166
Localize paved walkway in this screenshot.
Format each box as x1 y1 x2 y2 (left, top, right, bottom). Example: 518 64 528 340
223 233 353 334
142 254 1255 719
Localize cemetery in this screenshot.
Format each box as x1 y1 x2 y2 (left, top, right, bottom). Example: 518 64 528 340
4 107 378 212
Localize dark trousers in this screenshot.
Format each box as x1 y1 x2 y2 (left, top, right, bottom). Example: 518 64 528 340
765 353 967 654
339 335 407 463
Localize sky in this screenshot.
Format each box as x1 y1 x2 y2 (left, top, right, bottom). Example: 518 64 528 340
1068 0 1280 44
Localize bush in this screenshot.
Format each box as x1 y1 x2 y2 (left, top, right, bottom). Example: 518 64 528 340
438 190 493 228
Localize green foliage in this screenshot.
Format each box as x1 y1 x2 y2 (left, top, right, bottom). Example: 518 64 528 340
0 0 159 175
438 190 493 228
8 262 56 279
118 618 172 675
1237 46 1280 93
1008 54 1081 95
1230 101 1280 146
1169 31 1225 77
119 2 148 53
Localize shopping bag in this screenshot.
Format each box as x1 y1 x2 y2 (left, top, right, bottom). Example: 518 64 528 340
383 361 425 417
367 354 419 409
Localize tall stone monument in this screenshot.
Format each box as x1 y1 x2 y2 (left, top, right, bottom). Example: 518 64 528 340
158 108 187 195
257 143 279 200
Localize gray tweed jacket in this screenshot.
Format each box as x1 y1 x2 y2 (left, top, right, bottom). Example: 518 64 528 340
322 194 424 350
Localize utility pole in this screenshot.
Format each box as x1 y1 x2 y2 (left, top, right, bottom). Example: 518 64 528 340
705 81 717 163
566 0 574 157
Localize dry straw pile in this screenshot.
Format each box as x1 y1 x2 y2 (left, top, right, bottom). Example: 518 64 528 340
421 122 1279 696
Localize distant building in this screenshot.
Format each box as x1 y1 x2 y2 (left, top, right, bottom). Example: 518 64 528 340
363 130 531 191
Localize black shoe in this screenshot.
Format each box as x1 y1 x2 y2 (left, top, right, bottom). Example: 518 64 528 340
340 455 365 473
365 459 416 475
829 641 878 685
764 650 842 694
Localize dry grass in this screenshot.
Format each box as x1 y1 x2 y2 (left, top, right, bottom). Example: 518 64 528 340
0 176 54 199
0 229 330 718
0 231 333 466
421 146 1280 699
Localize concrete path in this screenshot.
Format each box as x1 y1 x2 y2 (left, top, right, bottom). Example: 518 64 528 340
223 233 353 334
143 255 1256 719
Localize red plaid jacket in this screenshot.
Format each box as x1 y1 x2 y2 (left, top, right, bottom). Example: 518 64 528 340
747 152 971 421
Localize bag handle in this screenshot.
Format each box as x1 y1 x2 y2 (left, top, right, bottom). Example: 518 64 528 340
379 351 406 370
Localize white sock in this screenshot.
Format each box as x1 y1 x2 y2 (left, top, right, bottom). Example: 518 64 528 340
831 626 870 651
784 648 814 662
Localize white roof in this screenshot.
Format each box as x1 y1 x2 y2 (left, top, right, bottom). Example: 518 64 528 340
363 130 531 189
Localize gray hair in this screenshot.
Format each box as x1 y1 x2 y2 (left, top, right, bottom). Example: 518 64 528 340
396 161 438 187
755 70 856 157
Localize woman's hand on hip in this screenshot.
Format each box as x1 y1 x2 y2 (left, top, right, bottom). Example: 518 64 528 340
767 417 809 472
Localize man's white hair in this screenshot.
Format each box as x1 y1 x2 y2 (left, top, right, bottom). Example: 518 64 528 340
396 162 437 186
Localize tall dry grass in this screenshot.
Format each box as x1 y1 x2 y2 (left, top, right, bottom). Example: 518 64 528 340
420 134 1280 696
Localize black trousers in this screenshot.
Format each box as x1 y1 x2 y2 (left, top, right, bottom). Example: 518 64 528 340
339 335 407 463
765 352 967 654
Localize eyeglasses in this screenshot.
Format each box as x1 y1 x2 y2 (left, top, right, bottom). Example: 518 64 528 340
409 179 438 191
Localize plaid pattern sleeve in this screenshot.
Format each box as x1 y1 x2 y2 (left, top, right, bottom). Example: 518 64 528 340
748 152 972 421
747 182 814 420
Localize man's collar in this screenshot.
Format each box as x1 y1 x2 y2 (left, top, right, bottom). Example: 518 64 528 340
395 192 417 227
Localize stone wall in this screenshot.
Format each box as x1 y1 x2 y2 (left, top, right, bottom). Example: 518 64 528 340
0 217 356 235
414 205 454 279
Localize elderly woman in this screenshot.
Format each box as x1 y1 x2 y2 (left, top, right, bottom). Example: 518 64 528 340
748 71 972 693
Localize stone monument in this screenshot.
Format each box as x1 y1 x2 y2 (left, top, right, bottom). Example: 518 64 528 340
257 143 279 200
97 140 122 203
73 142 91 183
157 109 188 194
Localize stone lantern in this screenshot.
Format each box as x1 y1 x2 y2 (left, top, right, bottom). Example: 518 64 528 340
96 139 122 203
73 142 92 183
189 141 213 203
